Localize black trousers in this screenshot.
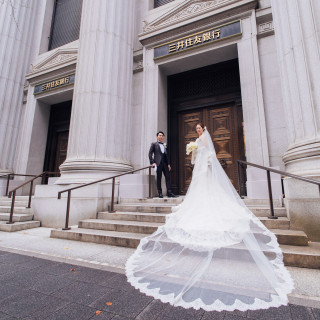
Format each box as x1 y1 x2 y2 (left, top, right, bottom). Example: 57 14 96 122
156 161 171 194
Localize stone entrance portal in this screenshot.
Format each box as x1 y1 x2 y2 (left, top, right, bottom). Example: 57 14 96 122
168 60 245 194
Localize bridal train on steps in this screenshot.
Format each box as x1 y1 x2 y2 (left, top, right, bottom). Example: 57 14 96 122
125 128 294 312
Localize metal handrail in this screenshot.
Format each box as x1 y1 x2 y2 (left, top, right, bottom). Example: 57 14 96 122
0 173 37 196
237 160 320 219
57 166 153 230
7 171 60 224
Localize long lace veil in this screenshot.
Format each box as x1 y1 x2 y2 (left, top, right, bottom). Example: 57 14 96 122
125 128 294 312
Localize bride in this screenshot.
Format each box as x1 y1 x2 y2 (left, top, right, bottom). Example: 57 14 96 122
126 122 294 312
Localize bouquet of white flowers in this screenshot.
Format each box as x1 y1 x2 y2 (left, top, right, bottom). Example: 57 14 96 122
186 141 198 155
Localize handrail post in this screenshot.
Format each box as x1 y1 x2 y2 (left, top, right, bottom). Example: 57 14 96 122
7 190 16 224
27 180 34 208
237 161 242 197
110 177 115 213
41 172 46 185
267 170 277 219
5 174 11 197
281 176 285 198
62 190 71 230
148 166 152 199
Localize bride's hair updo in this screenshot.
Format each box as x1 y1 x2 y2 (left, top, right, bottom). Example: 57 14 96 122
196 122 205 131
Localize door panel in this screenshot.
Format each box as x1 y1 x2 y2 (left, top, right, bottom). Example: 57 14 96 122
178 111 202 194
208 106 238 187
54 131 69 173
178 104 245 194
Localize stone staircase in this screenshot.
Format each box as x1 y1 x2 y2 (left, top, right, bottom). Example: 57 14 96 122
51 197 320 269
0 196 40 232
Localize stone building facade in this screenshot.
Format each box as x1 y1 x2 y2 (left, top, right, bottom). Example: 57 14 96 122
0 0 319 240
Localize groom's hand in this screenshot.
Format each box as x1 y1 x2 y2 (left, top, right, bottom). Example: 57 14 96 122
168 165 171 171
152 163 156 167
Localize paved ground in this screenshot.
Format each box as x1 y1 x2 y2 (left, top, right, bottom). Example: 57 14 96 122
0 249 319 320
1 227 320 308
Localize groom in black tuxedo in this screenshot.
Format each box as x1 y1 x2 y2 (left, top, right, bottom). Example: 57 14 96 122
148 131 177 198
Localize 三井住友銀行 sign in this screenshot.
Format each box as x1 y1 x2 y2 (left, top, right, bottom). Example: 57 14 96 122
153 20 242 60
34 74 75 95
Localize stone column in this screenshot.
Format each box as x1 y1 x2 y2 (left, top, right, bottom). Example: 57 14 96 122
271 0 320 240
271 0 320 177
238 12 282 200
0 0 38 175
58 0 135 183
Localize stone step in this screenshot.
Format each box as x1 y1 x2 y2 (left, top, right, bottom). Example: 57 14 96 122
120 197 184 204
50 228 145 248
0 196 29 201
0 213 34 222
113 204 173 213
98 211 168 223
243 198 283 207
50 228 319 269
249 207 287 217
0 221 40 232
282 242 320 269
119 197 283 207
78 218 305 246
0 206 32 214
79 219 161 234
269 229 308 246
0 200 28 207
258 217 290 230
99 212 290 229
112 203 287 217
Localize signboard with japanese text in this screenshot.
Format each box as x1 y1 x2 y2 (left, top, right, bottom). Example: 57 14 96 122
34 74 75 95
153 20 242 60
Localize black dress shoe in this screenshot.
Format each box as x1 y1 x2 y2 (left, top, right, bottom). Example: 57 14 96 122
158 192 163 198
167 192 178 198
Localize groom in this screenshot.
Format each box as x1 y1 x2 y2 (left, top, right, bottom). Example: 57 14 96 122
148 131 177 198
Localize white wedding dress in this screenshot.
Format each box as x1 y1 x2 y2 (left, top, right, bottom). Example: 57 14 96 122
126 129 294 312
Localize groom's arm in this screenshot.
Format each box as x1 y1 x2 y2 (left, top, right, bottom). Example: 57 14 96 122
165 148 171 171
148 143 155 165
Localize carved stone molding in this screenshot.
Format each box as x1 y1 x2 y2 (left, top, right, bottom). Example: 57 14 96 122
257 21 274 38
133 60 143 74
29 49 78 74
140 1 257 47
133 49 143 74
144 0 240 33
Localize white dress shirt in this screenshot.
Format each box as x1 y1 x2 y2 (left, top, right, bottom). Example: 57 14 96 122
158 141 165 153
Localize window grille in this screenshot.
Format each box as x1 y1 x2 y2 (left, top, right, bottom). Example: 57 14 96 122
154 0 176 8
49 0 83 50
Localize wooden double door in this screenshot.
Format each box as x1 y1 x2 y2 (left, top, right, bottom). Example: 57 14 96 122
178 103 245 194
43 101 71 174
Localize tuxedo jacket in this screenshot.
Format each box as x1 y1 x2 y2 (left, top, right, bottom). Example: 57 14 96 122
149 142 170 166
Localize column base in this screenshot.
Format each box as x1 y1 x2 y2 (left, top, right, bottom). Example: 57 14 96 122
56 159 133 184
33 181 117 228
283 140 320 175
282 141 320 241
285 198 320 242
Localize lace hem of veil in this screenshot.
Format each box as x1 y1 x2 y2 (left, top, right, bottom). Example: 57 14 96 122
125 228 294 312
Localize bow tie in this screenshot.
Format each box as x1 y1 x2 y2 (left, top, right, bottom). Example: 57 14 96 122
158 142 163 144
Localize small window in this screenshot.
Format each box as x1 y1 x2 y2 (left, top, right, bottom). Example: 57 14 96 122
154 0 176 8
49 0 83 50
